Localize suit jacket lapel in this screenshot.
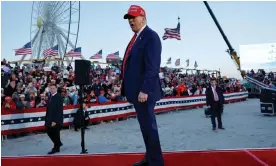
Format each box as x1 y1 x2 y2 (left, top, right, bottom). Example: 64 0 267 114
121 26 148 75
216 87 220 96
128 26 148 58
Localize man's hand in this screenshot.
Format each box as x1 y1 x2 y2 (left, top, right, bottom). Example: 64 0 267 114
5 103 10 108
138 92 148 103
51 122 56 126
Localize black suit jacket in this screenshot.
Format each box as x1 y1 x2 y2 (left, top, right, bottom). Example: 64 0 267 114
206 86 225 107
45 93 64 127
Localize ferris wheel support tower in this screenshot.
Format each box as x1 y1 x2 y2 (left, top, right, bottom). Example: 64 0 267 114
18 1 82 66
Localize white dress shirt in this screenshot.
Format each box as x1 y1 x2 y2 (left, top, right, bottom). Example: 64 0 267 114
211 86 219 101
134 24 147 42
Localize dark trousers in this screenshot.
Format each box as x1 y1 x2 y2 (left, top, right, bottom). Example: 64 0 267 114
133 101 164 166
46 125 62 149
211 101 222 128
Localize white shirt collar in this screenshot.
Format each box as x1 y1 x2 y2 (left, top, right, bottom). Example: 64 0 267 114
52 92 57 96
136 24 147 38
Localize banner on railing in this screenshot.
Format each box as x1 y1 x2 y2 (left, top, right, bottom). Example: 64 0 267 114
1 92 248 135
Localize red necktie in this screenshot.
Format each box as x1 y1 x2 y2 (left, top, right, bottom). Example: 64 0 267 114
122 34 137 79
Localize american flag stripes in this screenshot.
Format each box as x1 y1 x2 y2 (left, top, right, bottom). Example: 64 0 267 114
43 45 59 57
106 51 120 60
15 42 32 55
65 47 82 57
175 59 180 66
90 49 103 59
162 17 181 40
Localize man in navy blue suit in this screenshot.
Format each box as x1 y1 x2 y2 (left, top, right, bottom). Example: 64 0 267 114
121 5 164 166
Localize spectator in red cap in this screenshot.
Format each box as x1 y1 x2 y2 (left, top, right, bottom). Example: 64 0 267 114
121 5 164 166
2 96 16 111
98 90 110 104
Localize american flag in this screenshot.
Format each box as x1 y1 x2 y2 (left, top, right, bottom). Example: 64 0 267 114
15 42 32 55
175 58 180 66
162 17 181 40
90 49 102 59
194 61 198 68
65 47 82 57
106 51 120 60
186 59 189 67
166 57 171 64
43 45 59 57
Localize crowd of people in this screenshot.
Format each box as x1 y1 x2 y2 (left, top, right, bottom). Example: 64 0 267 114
1 59 244 111
246 69 276 88
159 68 245 97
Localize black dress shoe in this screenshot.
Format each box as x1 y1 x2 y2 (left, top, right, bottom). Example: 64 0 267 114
47 148 60 154
133 159 148 166
212 128 216 131
218 127 225 130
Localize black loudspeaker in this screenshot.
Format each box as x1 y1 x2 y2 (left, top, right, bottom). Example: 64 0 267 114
260 103 275 115
75 60 91 85
273 92 276 103
260 88 276 103
260 88 276 115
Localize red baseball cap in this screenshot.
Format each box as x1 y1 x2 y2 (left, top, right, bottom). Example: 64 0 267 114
124 5 146 19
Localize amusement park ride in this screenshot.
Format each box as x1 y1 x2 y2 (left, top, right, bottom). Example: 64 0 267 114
2 1 275 162
12 1 246 77
16 1 83 66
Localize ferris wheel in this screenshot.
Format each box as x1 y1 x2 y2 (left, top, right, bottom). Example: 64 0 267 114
28 1 81 63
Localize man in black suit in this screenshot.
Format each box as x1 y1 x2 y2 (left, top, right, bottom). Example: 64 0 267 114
206 79 225 131
45 84 64 154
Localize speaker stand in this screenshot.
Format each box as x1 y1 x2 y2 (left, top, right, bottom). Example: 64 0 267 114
80 127 88 154
79 85 88 154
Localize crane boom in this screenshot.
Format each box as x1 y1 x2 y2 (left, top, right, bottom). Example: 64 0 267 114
203 1 243 76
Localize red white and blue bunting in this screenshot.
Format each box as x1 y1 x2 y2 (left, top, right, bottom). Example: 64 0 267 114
1 92 248 135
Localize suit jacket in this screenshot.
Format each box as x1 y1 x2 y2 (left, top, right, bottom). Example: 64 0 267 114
121 26 163 104
45 93 64 127
206 86 225 107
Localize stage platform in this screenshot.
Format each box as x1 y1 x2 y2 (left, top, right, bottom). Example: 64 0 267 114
2 148 276 166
